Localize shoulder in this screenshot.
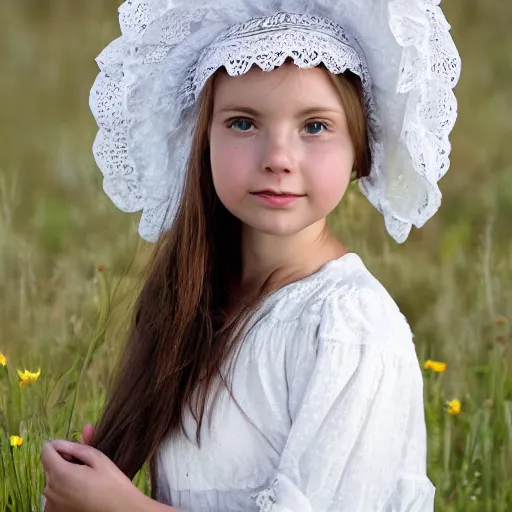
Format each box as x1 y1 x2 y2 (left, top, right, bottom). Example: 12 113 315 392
269 253 416 361
318 255 416 360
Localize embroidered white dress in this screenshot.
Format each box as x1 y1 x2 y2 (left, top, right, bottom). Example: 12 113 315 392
155 253 435 511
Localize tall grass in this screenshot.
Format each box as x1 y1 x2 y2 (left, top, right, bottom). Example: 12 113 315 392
1 0 511 510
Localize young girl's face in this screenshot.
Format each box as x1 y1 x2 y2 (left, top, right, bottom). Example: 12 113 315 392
209 63 355 238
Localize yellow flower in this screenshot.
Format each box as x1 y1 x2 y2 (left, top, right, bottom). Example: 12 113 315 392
10 435 23 447
17 368 41 388
424 360 447 373
447 399 462 416
0 353 7 366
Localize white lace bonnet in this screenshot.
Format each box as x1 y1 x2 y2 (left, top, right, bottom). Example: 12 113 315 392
89 0 461 243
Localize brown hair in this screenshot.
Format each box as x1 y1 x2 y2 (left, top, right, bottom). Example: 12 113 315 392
326 69 372 181
90 65 372 497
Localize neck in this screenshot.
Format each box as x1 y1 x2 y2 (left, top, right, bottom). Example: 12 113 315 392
236 218 347 298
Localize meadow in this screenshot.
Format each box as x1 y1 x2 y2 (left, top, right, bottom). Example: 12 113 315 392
1 0 511 510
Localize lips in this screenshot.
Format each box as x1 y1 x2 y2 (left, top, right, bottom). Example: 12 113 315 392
250 192 304 207
251 190 304 197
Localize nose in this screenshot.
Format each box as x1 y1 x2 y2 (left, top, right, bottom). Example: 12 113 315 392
260 131 296 175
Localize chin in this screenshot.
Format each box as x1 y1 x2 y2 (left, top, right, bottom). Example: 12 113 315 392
241 217 311 237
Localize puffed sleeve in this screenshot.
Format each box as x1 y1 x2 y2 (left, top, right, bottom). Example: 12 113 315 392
251 284 435 512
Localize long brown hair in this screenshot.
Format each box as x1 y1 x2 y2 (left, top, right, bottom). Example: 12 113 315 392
90 64 372 496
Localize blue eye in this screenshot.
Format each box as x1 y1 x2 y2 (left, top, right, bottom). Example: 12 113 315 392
305 122 326 135
230 119 254 132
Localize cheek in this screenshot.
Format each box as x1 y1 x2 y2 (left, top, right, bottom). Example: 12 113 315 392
210 136 254 202
306 145 353 203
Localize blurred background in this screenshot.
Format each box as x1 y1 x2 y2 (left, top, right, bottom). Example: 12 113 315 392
0 0 511 510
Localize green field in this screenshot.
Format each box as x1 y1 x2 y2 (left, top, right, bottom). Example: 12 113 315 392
1 1 511 510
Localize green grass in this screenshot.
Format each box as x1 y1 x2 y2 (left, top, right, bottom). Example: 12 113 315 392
1 0 511 510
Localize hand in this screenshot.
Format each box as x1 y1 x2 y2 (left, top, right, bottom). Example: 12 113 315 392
41 439 146 512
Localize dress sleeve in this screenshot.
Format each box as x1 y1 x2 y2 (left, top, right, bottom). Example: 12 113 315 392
251 285 435 512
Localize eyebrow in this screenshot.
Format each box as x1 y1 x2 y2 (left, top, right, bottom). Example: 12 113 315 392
216 105 342 117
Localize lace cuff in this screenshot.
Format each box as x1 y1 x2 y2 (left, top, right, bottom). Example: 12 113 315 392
252 473 313 512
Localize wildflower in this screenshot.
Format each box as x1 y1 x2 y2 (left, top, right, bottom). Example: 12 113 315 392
0 353 6 367
492 315 509 325
10 435 23 447
17 368 41 388
446 399 461 416
424 360 447 373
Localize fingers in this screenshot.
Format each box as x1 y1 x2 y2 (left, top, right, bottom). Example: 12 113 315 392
81 423 95 445
41 442 67 473
49 439 102 468
41 442 71 496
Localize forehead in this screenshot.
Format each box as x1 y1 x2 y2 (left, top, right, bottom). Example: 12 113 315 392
212 63 344 111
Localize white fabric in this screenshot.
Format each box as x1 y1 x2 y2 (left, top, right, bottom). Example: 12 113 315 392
154 253 435 511
89 0 461 244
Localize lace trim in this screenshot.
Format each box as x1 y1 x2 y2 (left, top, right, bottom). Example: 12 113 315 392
181 13 371 107
251 478 279 511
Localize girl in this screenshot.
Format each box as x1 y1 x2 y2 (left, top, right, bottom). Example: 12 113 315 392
41 1 461 511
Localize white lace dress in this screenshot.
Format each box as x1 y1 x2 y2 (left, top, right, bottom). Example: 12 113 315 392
154 253 435 511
